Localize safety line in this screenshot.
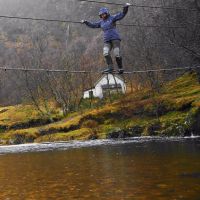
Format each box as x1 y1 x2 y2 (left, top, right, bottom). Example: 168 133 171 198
78 0 199 12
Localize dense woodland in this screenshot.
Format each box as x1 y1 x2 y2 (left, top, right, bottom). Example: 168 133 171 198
0 0 200 114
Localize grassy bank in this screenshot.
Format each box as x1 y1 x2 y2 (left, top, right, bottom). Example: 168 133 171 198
0 72 200 145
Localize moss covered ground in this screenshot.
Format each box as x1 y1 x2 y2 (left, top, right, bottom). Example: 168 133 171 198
0 72 200 145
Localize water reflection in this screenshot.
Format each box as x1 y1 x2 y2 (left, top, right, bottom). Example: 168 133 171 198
0 138 199 199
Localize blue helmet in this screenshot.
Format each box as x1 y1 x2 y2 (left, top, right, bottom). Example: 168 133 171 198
99 7 109 16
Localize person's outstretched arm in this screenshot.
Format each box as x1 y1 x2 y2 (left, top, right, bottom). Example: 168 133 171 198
113 3 131 22
81 20 101 28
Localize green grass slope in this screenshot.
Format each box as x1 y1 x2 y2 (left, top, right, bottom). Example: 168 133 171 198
0 72 200 145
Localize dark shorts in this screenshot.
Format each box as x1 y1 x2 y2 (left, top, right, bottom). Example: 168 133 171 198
103 40 121 57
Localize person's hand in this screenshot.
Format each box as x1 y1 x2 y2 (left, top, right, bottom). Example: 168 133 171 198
81 20 87 24
123 3 131 7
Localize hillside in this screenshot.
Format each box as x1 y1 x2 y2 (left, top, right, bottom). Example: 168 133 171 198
1 0 199 105
0 72 200 145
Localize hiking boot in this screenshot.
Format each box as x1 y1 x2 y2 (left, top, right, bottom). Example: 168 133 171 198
105 55 113 66
103 67 114 73
116 57 123 69
118 69 124 74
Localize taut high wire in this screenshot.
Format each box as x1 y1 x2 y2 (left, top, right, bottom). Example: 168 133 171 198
0 66 199 74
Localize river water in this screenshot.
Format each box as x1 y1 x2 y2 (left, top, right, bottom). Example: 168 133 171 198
0 137 200 200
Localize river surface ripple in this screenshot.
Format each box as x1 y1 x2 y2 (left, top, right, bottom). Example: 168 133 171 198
0 137 199 200
0 136 199 154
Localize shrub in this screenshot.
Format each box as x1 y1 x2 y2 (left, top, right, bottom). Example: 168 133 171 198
81 120 99 129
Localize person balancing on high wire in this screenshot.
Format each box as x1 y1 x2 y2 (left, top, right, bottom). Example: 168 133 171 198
81 3 131 74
